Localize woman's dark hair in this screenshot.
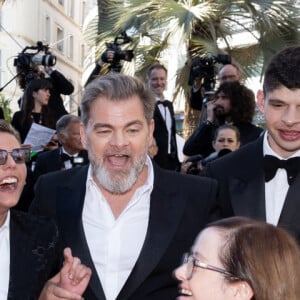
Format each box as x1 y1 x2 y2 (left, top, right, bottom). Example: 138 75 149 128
22 78 55 128
213 124 240 142
207 217 300 300
215 81 256 124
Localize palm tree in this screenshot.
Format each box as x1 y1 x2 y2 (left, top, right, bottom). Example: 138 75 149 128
85 0 300 138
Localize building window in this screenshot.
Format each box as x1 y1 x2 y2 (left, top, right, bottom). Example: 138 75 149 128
56 26 64 52
67 35 74 59
80 44 85 67
67 0 74 18
44 15 51 44
80 1 86 26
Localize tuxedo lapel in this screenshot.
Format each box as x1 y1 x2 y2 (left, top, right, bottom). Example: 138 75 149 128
229 172 266 220
117 166 187 300
229 138 266 220
278 174 300 241
154 105 168 132
9 214 37 299
55 167 105 300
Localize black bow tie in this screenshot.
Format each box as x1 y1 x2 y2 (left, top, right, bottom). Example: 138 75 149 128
157 100 168 107
61 153 73 162
264 155 300 185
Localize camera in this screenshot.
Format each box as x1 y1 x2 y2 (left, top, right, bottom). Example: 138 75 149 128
14 41 56 86
14 41 56 71
101 31 134 72
188 54 231 88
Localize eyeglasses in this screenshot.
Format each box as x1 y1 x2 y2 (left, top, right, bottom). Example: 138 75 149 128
0 148 31 165
182 252 235 280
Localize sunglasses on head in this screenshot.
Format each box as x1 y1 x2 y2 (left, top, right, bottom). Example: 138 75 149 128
0 148 31 165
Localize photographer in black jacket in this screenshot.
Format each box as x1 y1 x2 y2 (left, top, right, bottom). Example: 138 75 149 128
184 81 263 158
17 65 73 118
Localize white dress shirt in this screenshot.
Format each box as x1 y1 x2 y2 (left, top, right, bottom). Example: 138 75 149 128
0 211 10 299
263 132 300 225
156 98 172 153
82 157 154 300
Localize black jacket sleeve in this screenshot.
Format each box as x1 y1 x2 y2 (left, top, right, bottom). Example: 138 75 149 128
183 122 217 157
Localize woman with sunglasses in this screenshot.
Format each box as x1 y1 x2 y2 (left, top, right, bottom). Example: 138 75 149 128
0 120 91 299
174 216 300 300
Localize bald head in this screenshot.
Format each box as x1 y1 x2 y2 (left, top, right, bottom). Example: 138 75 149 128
218 64 241 83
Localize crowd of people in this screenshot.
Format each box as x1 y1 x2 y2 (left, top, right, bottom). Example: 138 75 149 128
0 45 299 299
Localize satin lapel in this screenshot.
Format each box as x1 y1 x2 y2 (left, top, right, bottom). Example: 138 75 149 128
56 167 105 300
278 174 300 240
229 139 266 220
229 173 266 220
117 168 187 300
8 215 33 299
154 106 168 131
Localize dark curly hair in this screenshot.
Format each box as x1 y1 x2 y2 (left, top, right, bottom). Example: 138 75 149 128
215 81 255 124
263 46 300 94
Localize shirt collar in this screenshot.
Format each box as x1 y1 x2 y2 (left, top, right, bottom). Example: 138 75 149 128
0 210 10 232
61 147 79 157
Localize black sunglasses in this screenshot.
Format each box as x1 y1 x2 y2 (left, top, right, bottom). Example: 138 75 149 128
0 148 31 165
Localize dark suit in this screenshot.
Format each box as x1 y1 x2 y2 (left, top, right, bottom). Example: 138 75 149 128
204 134 300 243
8 210 61 299
153 101 181 171
29 163 218 300
34 148 89 179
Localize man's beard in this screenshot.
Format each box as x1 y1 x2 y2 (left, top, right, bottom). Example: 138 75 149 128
214 106 229 124
90 148 148 194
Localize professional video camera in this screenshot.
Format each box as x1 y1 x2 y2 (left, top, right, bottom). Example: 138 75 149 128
101 31 134 72
188 54 231 88
14 41 56 85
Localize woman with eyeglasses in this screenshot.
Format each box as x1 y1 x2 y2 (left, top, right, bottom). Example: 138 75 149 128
174 216 300 300
0 120 91 299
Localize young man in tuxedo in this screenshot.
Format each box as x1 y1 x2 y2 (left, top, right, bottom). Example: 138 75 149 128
204 45 300 244
30 73 218 300
147 64 181 171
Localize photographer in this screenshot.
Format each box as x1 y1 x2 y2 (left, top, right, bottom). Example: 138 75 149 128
17 66 73 117
85 32 134 86
15 42 73 117
190 63 242 110
84 50 115 86
183 81 263 157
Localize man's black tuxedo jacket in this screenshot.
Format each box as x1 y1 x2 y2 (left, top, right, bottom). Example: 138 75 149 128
204 134 300 243
34 148 89 179
8 210 61 299
153 101 181 171
29 163 218 300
